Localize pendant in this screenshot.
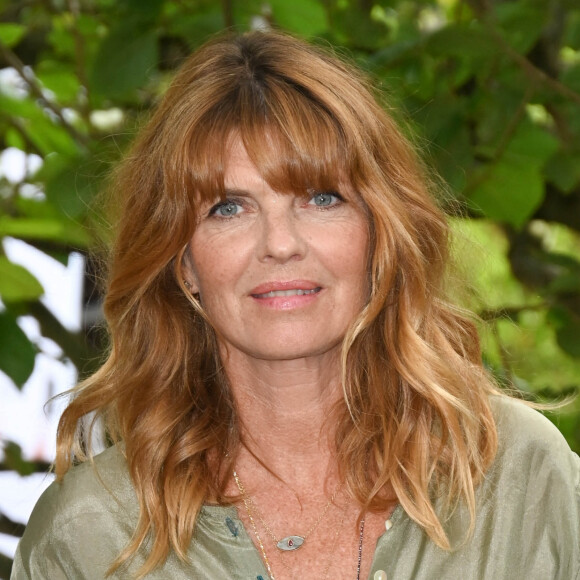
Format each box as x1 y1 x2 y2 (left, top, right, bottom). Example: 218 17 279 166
276 535 305 551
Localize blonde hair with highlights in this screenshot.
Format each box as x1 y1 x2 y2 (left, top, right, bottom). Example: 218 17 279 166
56 30 498 576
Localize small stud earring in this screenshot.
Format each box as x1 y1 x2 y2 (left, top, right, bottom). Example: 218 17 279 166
183 280 191 289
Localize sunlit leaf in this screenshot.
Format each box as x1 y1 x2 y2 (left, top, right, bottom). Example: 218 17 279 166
5 127 26 150
0 23 25 48
0 216 90 246
37 61 82 103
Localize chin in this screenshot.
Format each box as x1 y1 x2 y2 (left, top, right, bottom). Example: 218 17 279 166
242 338 343 362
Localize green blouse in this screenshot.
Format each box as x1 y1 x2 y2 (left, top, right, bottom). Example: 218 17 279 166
11 397 580 579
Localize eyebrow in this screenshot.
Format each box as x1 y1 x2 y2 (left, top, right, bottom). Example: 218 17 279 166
222 188 252 197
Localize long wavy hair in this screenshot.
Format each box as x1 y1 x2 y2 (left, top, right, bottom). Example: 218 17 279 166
56 30 498 576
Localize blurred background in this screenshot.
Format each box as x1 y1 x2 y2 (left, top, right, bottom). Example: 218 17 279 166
0 0 579 577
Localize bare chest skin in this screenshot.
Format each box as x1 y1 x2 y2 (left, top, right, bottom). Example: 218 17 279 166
228 462 397 580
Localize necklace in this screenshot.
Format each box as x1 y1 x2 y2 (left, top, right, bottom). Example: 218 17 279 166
233 469 366 580
233 470 340 551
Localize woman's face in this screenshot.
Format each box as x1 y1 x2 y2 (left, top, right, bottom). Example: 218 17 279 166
186 139 370 364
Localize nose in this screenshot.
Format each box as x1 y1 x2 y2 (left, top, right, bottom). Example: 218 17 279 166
258 202 306 263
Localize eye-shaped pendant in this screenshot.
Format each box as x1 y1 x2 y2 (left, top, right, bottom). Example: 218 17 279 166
276 535 305 551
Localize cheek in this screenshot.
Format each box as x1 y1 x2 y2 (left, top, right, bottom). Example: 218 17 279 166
319 222 369 295
188 236 248 298
335 223 369 270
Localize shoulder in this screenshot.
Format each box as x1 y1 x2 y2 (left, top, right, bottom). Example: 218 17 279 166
490 394 579 477
37 445 136 525
12 446 138 579
483 395 579 569
451 396 580 578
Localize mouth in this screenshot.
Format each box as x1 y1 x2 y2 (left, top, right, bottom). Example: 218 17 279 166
252 288 322 299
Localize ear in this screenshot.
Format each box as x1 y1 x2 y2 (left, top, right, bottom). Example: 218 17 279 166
181 249 201 294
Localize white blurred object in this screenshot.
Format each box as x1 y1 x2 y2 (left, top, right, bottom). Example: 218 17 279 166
0 242 84 559
4 238 84 333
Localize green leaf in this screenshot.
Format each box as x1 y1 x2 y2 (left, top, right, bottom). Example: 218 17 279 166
0 94 80 156
123 0 164 24
0 94 43 119
0 23 25 48
26 117 79 157
0 257 44 302
495 1 547 53
2 441 36 474
166 10 224 49
329 4 387 50
561 63 580 93
544 150 580 193
269 0 327 36
468 158 544 228
563 10 580 49
40 153 105 219
506 122 560 164
555 316 580 358
90 22 158 98
0 311 35 388
427 23 496 59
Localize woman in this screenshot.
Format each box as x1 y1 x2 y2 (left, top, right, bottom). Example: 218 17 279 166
12 31 579 580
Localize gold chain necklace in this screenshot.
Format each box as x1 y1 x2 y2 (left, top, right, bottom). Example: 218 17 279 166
238 477 341 551
233 469 366 580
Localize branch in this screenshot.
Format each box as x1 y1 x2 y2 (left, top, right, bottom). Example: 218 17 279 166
0 552 13 580
492 82 535 161
0 513 26 537
479 302 550 322
0 41 90 148
222 0 234 28
66 0 91 125
27 302 101 376
490 28 580 106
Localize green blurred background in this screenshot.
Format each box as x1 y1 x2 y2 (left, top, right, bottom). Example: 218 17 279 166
0 0 579 576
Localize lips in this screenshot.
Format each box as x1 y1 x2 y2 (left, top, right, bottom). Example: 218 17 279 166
253 288 321 299
249 280 322 299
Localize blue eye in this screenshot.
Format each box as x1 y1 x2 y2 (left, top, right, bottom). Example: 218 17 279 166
209 200 243 217
309 191 342 207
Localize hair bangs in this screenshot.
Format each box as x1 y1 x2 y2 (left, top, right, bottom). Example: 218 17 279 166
181 66 356 212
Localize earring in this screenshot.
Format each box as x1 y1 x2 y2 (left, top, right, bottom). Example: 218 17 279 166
183 280 192 290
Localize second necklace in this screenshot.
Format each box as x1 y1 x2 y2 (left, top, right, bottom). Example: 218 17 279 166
232 469 341 551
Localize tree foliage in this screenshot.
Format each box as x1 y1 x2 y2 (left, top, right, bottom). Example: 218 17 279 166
1 0 579 576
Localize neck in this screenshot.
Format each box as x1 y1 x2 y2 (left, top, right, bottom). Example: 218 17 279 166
222 346 344 489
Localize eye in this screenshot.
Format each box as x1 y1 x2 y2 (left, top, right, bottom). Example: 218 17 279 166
208 199 244 218
308 191 343 208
